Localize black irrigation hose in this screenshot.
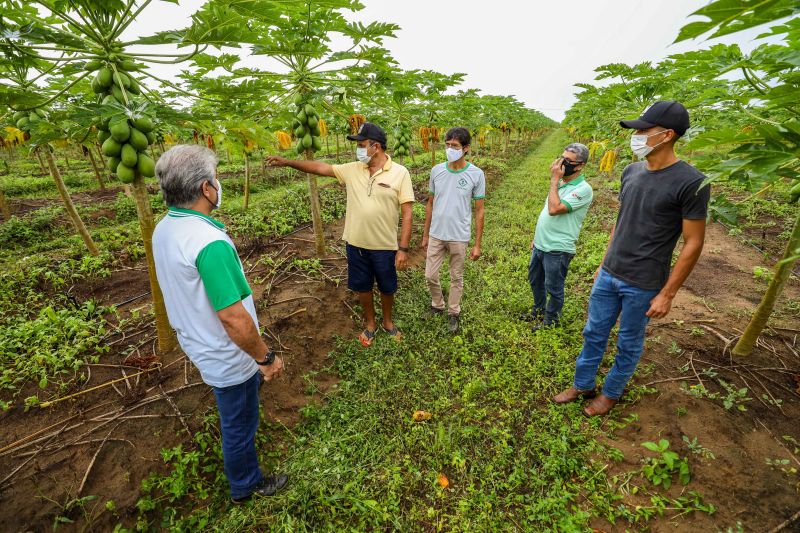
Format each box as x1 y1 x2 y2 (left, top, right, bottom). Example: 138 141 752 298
113 292 150 308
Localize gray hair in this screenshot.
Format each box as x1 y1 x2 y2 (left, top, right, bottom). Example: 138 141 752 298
155 145 218 208
564 142 589 163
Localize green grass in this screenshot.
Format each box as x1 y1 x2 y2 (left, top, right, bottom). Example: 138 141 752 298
132 131 714 531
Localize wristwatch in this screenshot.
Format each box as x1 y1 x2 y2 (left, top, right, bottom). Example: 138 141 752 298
256 349 275 366
398 246 410 252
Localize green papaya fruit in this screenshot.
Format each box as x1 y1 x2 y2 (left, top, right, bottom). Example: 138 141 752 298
128 128 148 151
98 130 111 143
145 131 156 145
292 119 301 129
12 111 25 121
34 108 47 119
85 59 103 71
102 94 117 106
311 136 322 152
293 93 304 106
304 104 315 117
302 133 312 149
137 153 156 178
28 113 41 123
102 136 122 157
127 77 141 95
113 72 131 89
111 84 126 103
16 117 29 130
132 117 154 133
118 60 139 72
296 141 305 155
96 67 113 89
120 143 138 167
311 125 321 137
109 120 130 142
117 163 136 183
294 125 306 138
307 115 318 129
108 157 121 173
296 109 307 123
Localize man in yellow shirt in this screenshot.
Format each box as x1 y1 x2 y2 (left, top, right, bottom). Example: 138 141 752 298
267 123 414 347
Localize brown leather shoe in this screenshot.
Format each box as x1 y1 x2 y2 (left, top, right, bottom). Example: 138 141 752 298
552 386 597 404
582 394 618 417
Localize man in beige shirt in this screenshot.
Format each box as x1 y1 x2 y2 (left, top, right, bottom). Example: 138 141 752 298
267 123 414 347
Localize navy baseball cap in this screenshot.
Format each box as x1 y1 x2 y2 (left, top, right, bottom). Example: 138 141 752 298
347 122 387 146
620 101 690 136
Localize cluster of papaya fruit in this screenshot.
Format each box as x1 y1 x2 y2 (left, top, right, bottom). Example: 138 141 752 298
87 48 156 183
393 122 411 157
12 108 47 134
291 93 323 155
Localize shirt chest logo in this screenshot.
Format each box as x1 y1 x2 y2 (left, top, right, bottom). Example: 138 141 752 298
457 177 468 190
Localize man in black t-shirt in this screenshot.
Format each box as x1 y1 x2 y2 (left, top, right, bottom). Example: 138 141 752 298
553 101 710 417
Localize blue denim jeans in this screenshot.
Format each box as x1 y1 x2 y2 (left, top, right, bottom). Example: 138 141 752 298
573 268 659 400
212 370 264 499
528 248 574 325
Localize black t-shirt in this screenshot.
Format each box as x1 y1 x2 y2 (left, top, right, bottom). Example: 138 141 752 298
603 160 710 290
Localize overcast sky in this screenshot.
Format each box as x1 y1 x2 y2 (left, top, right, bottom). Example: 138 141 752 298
126 0 773 121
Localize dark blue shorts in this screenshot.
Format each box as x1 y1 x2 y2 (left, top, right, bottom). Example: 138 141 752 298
346 243 398 294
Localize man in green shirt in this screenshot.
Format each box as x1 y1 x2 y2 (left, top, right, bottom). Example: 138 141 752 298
525 142 593 329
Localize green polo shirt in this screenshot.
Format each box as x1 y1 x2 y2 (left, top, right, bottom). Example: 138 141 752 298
533 175 593 254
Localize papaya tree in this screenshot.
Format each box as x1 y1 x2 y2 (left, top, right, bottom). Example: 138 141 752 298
669 0 800 356
3 0 259 354
0 43 100 254
241 0 398 256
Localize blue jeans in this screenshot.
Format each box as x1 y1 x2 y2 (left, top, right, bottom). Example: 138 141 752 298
573 269 659 400
212 371 264 499
528 248 574 324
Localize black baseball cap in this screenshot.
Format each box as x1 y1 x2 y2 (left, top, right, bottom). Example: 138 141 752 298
347 122 387 146
620 100 690 136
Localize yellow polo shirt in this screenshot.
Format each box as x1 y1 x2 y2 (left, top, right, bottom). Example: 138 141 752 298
332 156 415 250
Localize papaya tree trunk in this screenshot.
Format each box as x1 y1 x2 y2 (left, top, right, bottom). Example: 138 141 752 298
504 131 509 154
733 213 800 356
42 146 98 256
95 144 106 170
86 149 105 190
0 189 10 220
325 135 330 158
335 134 341 162
131 175 177 355
304 148 326 256
35 149 47 175
243 152 251 210
410 140 417 165
64 151 71 172
430 139 436 167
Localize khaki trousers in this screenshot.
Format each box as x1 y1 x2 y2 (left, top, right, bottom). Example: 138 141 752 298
425 237 467 316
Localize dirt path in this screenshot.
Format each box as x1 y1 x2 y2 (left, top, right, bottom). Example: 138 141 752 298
591 190 800 532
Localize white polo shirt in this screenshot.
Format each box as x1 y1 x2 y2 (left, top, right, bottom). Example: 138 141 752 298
152 208 258 388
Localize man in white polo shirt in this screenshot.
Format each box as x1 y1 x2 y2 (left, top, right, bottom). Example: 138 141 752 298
152 145 287 504
422 127 486 334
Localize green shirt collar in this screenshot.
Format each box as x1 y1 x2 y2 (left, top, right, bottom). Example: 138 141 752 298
446 162 471 174
558 174 585 189
168 207 225 229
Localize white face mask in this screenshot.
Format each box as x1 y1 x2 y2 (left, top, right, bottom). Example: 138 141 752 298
630 130 668 159
356 144 375 164
207 178 222 210
445 147 464 163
